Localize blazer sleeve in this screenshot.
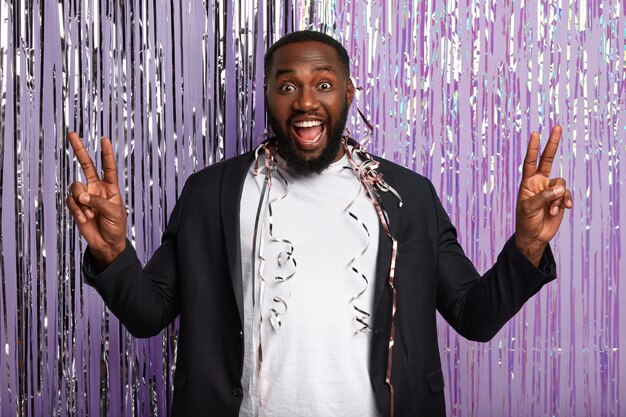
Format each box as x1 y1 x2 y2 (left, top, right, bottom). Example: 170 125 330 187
428 180 557 342
81 182 189 338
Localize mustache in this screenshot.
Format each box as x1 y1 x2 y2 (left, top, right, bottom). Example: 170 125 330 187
287 113 328 124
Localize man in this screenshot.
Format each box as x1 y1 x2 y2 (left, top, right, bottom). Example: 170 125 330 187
66 31 572 416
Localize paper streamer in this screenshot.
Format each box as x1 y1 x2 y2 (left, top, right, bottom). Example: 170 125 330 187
0 0 624 416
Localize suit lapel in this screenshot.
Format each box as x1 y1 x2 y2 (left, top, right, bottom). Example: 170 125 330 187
220 151 256 325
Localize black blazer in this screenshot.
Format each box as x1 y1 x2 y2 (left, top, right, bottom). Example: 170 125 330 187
84 150 556 416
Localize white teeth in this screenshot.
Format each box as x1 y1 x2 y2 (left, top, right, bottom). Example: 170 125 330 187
293 120 323 128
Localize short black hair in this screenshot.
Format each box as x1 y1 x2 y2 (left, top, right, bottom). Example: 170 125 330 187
264 30 350 80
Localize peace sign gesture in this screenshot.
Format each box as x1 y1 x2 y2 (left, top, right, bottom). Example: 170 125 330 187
66 132 127 267
515 125 572 266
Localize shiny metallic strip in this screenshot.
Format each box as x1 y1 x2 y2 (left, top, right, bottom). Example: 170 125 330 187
252 140 298 414
257 141 295 324
57 10 73 402
35 0 48 408
266 202 296 282
52 35 66 415
343 167 372 333
253 143 277 415
251 147 270 307
53 0 69 410
343 139 401 417
14 0 28 414
0 0 15 414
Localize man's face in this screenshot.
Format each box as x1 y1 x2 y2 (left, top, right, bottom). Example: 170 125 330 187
265 41 355 174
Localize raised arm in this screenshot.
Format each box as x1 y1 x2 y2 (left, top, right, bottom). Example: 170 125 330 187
435 126 572 341
66 132 127 267
515 125 573 266
66 132 181 337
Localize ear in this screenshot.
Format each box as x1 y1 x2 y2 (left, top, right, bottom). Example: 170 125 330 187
264 80 271 107
347 78 355 107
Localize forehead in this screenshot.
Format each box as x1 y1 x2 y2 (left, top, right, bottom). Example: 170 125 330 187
269 41 342 78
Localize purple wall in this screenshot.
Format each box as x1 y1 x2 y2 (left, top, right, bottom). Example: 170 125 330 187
0 0 623 415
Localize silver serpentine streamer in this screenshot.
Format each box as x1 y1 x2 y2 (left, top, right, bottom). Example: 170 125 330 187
342 148 373 333
252 138 297 334
251 137 297 416
342 135 402 417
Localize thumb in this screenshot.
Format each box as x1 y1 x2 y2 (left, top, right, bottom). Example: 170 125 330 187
523 185 565 212
77 193 124 221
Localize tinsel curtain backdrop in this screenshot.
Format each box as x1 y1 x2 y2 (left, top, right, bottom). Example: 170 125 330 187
0 0 624 416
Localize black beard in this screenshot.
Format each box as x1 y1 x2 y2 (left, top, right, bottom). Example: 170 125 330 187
267 102 349 175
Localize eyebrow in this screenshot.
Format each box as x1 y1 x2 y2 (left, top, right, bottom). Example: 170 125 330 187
274 65 336 79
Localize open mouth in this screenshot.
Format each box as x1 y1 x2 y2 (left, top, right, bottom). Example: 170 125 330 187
290 119 326 151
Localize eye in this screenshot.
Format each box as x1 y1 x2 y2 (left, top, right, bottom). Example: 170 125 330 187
279 84 295 92
319 82 332 90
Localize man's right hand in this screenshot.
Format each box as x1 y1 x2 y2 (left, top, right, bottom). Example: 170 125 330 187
66 132 127 268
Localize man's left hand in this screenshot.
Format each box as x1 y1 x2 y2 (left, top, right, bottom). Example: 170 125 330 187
515 125 573 267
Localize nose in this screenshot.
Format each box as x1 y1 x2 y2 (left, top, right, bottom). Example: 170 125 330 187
292 87 320 112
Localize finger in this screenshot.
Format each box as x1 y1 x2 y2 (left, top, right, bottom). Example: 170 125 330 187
66 194 88 224
68 131 100 183
551 189 573 215
66 195 100 245
548 177 566 187
77 193 123 220
70 181 88 196
70 182 95 219
563 188 573 209
100 137 118 186
537 125 562 177
522 131 541 180
523 184 565 212
548 177 567 215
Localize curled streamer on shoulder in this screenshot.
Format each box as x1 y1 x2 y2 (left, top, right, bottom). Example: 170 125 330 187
348 144 403 208
342 137 402 417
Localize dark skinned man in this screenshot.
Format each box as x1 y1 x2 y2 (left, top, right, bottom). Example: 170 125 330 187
66 31 572 417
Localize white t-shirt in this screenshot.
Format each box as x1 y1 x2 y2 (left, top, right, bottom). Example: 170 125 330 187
238 150 381 417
